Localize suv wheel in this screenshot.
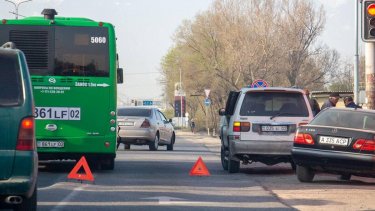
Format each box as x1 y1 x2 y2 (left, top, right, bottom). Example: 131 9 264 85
220 145 228 170
15 185 37 211
149 134 159 151
228 145 240 173
296 165 315 182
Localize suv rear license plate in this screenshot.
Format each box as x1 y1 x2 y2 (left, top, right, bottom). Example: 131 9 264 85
261 125 288 132
37 141 64 148
319 136 348 146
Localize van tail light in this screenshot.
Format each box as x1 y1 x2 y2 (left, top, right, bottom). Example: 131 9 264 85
233 122 251 132
141 119 151 128
353 139 375 151
294 132 314 145
16 117 35 151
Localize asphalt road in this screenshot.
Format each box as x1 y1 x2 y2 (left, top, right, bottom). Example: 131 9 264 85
36 131 375 211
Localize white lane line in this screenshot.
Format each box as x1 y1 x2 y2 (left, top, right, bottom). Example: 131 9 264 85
39 201 287 208
51 185 86 211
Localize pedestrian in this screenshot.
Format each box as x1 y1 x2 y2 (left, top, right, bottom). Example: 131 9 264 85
190 119 196 133
321 92 341 110
344 96 362 109
304 89 321 116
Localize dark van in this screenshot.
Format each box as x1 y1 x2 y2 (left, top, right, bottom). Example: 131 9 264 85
0 42 37 210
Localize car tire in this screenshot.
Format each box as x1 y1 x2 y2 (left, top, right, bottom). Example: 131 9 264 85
15 185 37 211
228 145 240 173
296 165 315 182
339 174 351 181
220 145 228 171
167 133 175 151
102 157 115 170
149 134 159 151
290 161 296 171
124 144 131 150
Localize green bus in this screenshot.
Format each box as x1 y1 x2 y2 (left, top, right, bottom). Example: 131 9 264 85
0 9 123 170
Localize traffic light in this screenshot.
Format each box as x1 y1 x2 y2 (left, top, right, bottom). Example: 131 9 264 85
362 0 375 42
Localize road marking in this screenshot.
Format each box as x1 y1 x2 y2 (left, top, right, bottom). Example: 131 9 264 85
142 196 186 203
51 185 86 211
39 201 287 208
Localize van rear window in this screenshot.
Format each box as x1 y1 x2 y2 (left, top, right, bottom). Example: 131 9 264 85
240 92 309 117
0 53 22 106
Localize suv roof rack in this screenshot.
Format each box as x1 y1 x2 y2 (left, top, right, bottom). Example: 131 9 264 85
1 42 17 49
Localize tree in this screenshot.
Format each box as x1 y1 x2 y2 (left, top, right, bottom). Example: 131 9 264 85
160 0 340 132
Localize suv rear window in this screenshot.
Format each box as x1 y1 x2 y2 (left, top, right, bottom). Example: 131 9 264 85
118 108 152 117
240 91 309 117
0 53 22 106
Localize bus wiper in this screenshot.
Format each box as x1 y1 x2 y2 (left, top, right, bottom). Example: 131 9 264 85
270 112 294 120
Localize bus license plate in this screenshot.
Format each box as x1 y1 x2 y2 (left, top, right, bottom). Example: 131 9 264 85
35 107 80 120
319 136 348 146
37 141 64 148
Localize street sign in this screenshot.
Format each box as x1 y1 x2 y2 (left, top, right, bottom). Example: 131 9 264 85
251 79 268 88
204 89 211 98
143 100 153 106
204 98 211 106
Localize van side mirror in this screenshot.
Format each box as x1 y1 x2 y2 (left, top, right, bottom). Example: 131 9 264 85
117 68 123 84
219 108 225 116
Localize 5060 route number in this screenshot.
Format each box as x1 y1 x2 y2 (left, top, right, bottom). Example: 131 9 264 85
35 107 80 120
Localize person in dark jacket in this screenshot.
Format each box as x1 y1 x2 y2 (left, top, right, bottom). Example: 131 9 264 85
321 92 341 110
304 89 320 116
344 96 362 109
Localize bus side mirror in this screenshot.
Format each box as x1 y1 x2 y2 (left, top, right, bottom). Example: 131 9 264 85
117 68 123 84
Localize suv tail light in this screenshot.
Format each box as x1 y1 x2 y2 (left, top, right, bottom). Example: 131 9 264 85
141 119 151 128
16 117 35 151
298 122 308 127
294 132 314 145
233 121 251 132
353 139 375 151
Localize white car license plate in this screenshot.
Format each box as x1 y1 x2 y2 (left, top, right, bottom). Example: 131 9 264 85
118 121 134 126
319 136 348 146
37 141 64 148
261 125 288 132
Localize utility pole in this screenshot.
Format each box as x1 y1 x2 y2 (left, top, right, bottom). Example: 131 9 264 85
362 0 375 109
179 67 183 128
4 0 32 19
354 0 360 103
365 43 375 109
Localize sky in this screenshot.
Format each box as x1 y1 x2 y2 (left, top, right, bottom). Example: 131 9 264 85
0 0 360 103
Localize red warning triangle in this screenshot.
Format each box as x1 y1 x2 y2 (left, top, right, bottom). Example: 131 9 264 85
67 156 94 182
189 156 210 176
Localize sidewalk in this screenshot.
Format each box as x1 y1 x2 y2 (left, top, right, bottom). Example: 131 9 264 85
176 130 221 146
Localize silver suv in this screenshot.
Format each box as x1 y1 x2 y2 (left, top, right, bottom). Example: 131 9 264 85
219 87 313 173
